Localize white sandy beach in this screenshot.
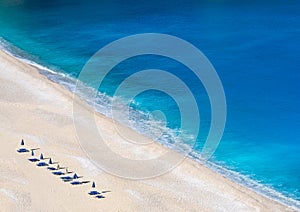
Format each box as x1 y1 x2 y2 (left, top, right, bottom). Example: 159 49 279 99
0 49 295 211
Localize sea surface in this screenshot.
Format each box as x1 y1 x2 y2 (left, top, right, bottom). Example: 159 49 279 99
0 0 299 208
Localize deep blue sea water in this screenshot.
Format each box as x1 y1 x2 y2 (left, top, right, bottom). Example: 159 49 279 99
0 0 299 208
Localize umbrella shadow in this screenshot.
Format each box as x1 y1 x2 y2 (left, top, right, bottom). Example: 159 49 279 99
101 190 111 194
30 148 40 151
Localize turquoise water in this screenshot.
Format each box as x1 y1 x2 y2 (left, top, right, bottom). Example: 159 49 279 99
0 0 299 208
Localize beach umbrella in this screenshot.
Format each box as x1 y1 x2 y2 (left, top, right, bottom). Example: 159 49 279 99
17 139 29 153
73 173 78 179
28 149 39 162
49 158 53 164
57 164 60 170
88 182 100 195
40 153 44 160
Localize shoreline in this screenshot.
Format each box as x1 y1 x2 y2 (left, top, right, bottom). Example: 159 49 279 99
0 47 298 211
2 39 300 209
2 37 300 207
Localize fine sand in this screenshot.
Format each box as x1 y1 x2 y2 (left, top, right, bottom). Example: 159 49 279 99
0 49 295 211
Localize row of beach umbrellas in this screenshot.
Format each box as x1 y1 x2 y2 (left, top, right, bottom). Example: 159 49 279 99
17 139 106 199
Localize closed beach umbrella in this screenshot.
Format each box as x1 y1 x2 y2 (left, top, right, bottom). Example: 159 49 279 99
88 181 100 195
40 153 44 160
46 158 57 171
28 149 39 162
73 173 78 179
17 139 29 153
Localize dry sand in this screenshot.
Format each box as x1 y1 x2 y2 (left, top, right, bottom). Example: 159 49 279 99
0 49 295 211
